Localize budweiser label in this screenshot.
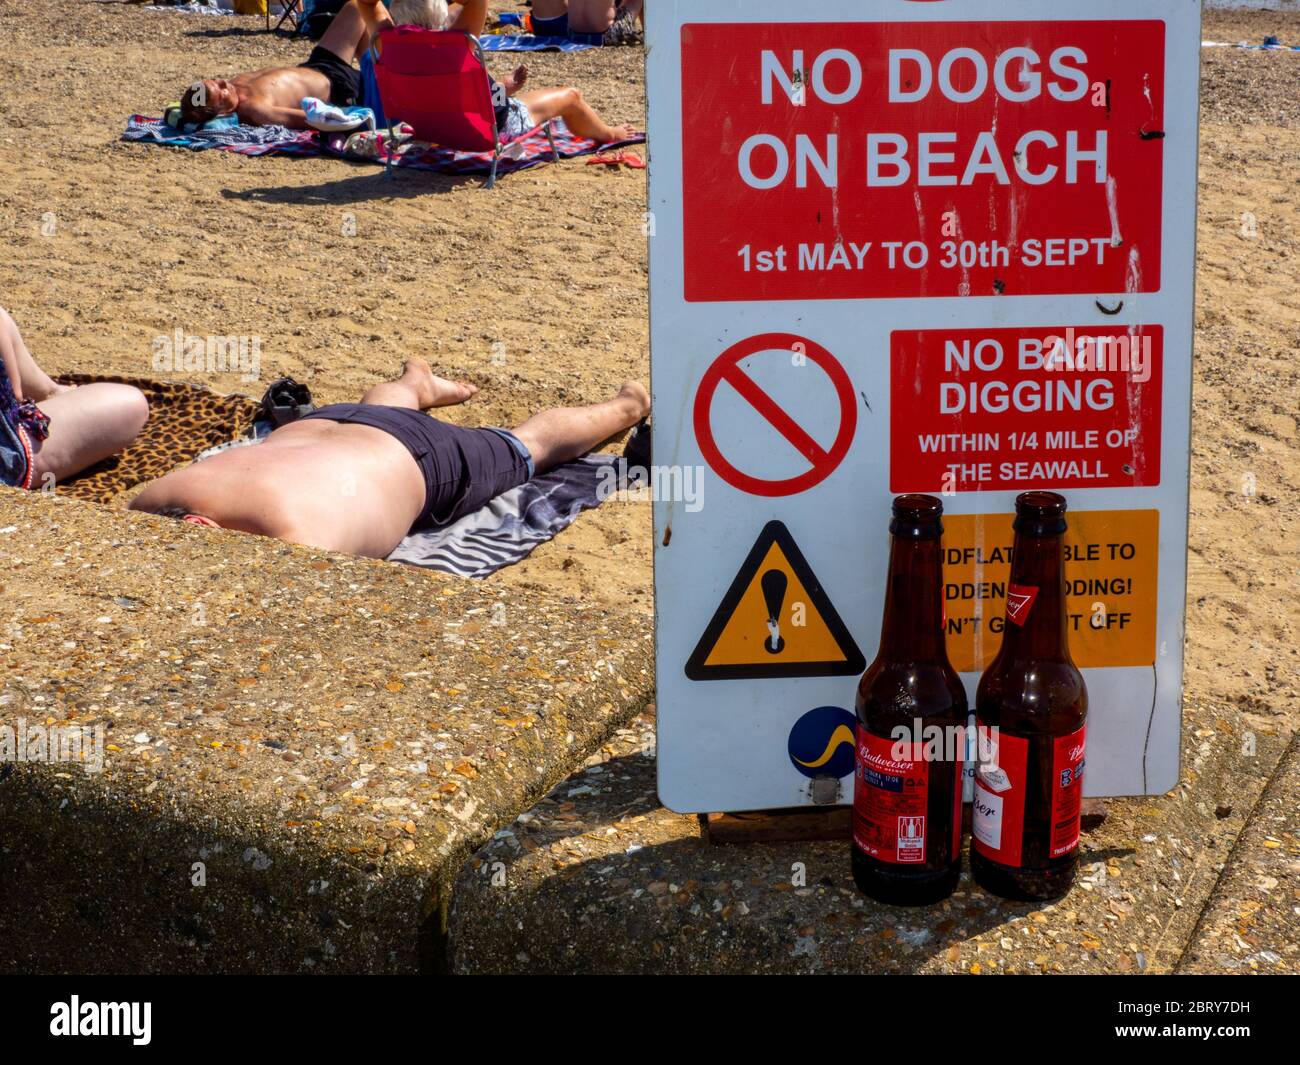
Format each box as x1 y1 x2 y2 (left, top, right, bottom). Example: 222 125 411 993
1050 726 1087 858
1004 583 1039 626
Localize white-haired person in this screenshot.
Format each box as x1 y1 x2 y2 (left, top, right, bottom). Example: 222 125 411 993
0 306 149 492
387 0 638 143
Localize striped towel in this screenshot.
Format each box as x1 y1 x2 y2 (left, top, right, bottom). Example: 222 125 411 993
123 114 644 176
122 115 318 155
196 428 630 578
387 455 620 577
479 34 596 53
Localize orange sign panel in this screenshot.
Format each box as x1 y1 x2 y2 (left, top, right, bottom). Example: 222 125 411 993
943 509 1159 672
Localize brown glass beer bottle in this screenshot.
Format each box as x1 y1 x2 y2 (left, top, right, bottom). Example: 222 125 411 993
971 491 1088 902
852 495 967 906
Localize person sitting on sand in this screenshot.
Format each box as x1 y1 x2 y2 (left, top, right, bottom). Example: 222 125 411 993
529 0 643 45
0 306 149 492
130 360 649 560
179 0 636 143
384 0 638 143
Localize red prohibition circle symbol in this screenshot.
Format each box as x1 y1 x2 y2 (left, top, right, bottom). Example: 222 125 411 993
693 332 858 497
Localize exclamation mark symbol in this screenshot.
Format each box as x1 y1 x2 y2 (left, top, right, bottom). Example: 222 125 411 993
762 570 787 655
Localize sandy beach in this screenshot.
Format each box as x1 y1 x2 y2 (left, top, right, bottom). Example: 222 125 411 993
0 1 1295 728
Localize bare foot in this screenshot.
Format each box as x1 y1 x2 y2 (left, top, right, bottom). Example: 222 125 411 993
617 380 650 421
598 123 638 144
401 358 478 409
502 64 529 96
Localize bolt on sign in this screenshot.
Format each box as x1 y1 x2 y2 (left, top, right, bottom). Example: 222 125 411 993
649 0 1199 813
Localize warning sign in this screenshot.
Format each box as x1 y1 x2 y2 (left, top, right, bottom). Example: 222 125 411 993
694 333 857 497
890 326 1164 492
650 0 1198 812
679 19 1167 301
942 509 1159 672
685 521 865 680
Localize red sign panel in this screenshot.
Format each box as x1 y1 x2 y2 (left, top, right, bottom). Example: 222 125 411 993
889 325 1163 493
680 20 1166 301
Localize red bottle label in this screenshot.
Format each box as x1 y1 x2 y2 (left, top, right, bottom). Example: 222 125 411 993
853 729 961 865
1050 726 1087 858
1005 583 1039 626
971 726 1029 866
973 724 1087 866
853 732 929 864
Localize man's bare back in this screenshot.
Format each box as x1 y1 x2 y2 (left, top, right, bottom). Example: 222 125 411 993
133 418 428 557
130 360 652 560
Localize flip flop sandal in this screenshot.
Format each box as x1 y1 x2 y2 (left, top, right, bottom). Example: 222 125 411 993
586 149 646 169
258 377 315 429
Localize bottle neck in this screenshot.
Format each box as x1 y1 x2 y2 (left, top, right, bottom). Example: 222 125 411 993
1000 530 1069 659
878 535 947 662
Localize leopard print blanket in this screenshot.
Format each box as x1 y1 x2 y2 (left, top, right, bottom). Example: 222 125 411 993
56 375 259 505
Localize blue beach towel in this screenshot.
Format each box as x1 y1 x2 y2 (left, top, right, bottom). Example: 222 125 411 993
122 115 318 154
479 34 596 53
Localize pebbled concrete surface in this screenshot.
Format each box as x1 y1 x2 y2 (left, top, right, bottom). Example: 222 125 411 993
0 490 653 973
448 700 1291 974
1177 733 1300 974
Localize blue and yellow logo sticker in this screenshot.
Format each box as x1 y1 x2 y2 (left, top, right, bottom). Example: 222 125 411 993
787 706 857 779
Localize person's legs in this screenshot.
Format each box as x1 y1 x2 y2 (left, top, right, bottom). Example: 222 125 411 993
28 384 149 485
359 359 478 410
318 0 393 64
447 0 487 36
516 86 636 143
509 381 648 474
0 306 69 402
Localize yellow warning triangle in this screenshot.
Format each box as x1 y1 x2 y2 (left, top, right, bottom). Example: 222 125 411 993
685 521 865 681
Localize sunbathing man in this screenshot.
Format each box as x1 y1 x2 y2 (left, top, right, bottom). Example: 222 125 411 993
130 361 649 560
181 0 636 143
180 0 394 129
1 306 150 492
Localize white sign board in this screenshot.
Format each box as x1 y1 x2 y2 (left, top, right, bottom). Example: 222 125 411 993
649 0 1199 812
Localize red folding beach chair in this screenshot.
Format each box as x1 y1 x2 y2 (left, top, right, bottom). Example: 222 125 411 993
370 27 559 189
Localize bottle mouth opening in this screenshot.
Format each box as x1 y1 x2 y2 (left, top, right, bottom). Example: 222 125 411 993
1013 490 1068 535
891 493 943 539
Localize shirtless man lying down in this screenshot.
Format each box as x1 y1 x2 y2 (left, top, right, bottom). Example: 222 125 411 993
179 0 394 129
179 0 636 142
129 361 649 560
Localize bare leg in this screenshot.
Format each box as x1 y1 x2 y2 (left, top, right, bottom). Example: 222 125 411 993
510 381 649 474
517 86 636 143
620 0 644 28
29 384 149 486
447 0 487 36
0 306 70 402
318 0 393 64
360 358 478 410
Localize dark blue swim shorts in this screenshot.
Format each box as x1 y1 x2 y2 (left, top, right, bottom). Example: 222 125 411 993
301 403 534 531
